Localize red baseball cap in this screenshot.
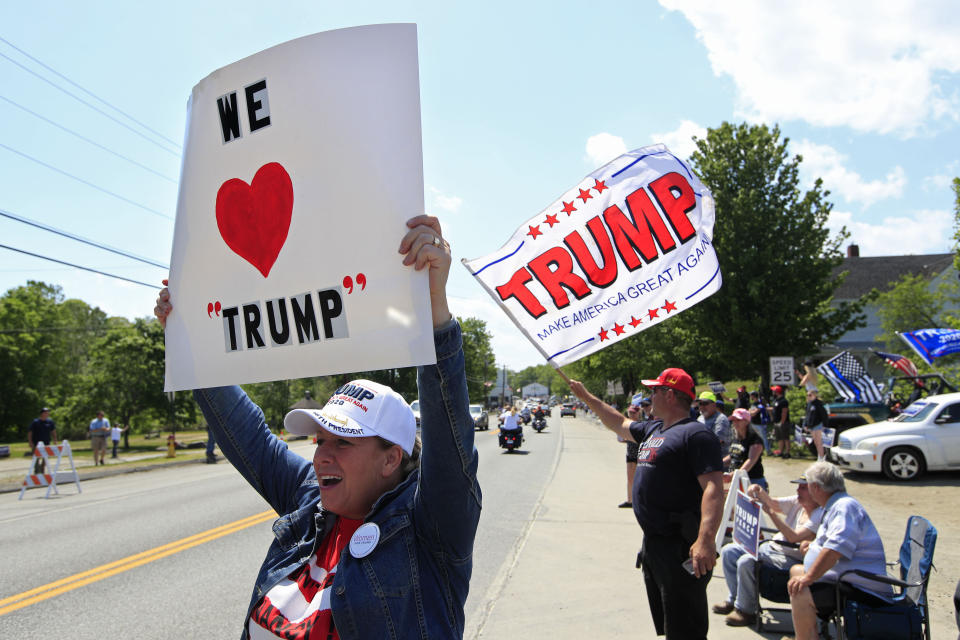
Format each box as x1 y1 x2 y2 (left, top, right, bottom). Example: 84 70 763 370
772 385 784 394
641 367 695 399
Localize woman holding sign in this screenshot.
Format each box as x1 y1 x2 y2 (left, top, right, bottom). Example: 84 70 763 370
154 215 480 640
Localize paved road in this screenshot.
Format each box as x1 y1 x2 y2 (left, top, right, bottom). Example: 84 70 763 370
0 414 563 639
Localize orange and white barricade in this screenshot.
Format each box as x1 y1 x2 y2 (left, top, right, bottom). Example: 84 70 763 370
18 440 82 500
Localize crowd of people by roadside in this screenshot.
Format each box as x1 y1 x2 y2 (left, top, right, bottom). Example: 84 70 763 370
573 364 897 640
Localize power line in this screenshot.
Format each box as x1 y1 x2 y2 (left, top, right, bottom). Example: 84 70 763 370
0 141 173 221
0 35 182 149
0 49 180 157
0 243 158 289
0 208 169 268
0 94 178 183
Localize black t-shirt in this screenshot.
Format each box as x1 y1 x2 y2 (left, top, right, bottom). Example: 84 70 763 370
805 398 828 427
628 418 723 535
728 427 764 480
29 418 55 446
772 397 789 424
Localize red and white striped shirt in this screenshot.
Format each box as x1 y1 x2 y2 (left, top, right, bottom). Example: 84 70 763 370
248 517 362 640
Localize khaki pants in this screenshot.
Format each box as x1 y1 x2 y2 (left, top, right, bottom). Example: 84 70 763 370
91 435 107 455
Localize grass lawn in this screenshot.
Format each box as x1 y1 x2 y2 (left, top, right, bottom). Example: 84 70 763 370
4 429 213 465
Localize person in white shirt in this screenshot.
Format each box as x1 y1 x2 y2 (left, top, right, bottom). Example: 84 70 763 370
500 407 521 434
110 423 129 458
714 475 823 627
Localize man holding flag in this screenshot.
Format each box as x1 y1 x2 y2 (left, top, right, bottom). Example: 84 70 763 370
567 368 723 640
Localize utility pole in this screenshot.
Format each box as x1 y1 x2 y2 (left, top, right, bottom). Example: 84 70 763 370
500 364 506 407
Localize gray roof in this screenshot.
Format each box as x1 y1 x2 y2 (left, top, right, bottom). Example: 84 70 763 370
832 253 954 299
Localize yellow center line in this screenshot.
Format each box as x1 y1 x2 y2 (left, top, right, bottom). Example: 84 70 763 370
0 509 275 617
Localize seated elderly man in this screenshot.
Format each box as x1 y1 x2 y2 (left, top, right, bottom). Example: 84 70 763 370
714 475 822 626
787 461 892 640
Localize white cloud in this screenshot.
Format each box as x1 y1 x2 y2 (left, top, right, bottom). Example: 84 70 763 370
658 0 960 135
793 140 906 208
585 132 628 167
649 120 706 161
922 161 960 192
429 186 462 213
828 209 954 255
448 294 545 371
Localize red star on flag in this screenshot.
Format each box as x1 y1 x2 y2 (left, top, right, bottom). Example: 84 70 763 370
561 201 577 215
628 316 642 328
527 224 542 239
544 212 559 228
662 299 677 313
598 326 609 341
647 307 660 320
612 322 625 336
577 188 593 203
593 179 608 194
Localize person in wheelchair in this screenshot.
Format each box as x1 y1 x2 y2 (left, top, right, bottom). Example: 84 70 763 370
714 476 822 626
786 461 892 640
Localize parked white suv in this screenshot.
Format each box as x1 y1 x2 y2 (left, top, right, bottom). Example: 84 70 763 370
831 391 960 481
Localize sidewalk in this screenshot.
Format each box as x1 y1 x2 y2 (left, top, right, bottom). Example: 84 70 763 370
471 415 799 640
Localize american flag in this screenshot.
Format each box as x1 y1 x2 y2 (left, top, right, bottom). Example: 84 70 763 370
817 351 883 403
874 350 919 378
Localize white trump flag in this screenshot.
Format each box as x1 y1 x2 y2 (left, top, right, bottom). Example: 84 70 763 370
463 145 722 367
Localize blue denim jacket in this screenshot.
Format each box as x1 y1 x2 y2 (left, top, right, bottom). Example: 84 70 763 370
194 320 481 639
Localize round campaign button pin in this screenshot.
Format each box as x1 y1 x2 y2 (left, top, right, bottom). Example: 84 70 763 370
349 522 380 559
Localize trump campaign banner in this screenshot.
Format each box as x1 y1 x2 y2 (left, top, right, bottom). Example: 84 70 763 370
899 328 960 366
463 145 721 366
164 25 435 391
733 489 761 558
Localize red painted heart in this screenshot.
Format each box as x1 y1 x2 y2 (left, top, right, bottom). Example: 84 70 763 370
215 162 293 278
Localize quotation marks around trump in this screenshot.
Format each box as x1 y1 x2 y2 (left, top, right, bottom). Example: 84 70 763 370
216 162 294 278
342 273 367 294
208 274 367 354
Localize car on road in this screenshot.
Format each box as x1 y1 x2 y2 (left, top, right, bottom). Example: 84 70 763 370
831 391 960 481
470 404 489 430
560 402 576 417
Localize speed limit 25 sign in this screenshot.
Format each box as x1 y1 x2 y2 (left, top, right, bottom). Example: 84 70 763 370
769 357 795 386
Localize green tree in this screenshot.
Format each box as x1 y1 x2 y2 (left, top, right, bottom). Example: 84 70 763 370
686 122 865 386
58 317 168 441
0 282 107 440
953 177 960 272
459 317 496 403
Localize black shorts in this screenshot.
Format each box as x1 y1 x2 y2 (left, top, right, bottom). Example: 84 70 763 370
810 581 888 616
626 441 639 463
775 422 793 440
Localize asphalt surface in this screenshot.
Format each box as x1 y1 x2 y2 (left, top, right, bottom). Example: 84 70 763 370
3 413 956 638
0 419 561 639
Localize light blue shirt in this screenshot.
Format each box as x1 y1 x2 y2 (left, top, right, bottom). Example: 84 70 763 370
89 417 110 435
804 491 891 599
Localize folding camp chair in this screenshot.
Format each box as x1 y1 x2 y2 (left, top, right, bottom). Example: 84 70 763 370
754 538 797 633
830 515 937 640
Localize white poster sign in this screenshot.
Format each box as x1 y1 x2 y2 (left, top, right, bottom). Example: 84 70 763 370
770 356 796 386
463 145 721 367
164 24 434 391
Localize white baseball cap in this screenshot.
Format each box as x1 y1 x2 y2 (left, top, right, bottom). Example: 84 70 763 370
284 380 416 455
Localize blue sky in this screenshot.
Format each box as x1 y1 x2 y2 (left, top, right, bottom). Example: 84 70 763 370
1 1 958 370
